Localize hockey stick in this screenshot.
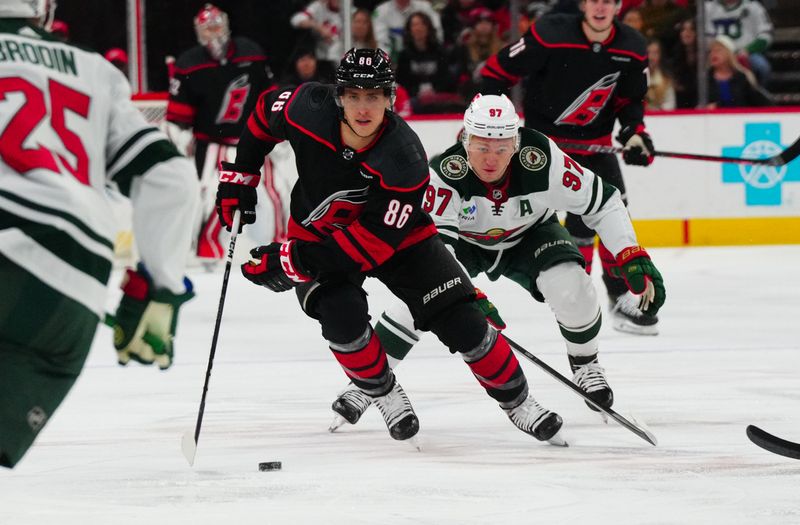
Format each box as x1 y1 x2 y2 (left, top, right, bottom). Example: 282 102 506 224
558 136 800 166
504 335 657 446
181 210 241 467
746 425 800 460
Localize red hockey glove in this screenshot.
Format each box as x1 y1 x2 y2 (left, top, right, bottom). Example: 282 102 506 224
242 240 313 292
612 246 666 316
216 161 259 232
474 287 506 330
617 125 655 166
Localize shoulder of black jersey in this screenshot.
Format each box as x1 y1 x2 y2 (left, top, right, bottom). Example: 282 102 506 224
175 45 211 70
232 36 265 58
610 22 648 62
531 13 584 45
284 82 337 122
362 114 429 192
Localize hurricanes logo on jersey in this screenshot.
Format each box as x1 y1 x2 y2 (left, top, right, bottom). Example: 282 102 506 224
440 155 469 180
302 187 370 235
555 72 620 127
216 73 251 124
519 146 547 171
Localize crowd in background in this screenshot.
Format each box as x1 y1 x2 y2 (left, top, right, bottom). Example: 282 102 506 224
54 0 779 114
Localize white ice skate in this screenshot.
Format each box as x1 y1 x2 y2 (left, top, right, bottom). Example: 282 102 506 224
504 396 567 447
611 292 658 336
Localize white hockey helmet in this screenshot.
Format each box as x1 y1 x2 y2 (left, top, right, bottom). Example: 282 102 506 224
462 94 520 150
0 0 57 28
194 3 230 61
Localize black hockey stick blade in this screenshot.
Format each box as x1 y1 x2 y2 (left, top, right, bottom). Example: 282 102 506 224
746 425 800 460
772 135 800 166
505 335 657 446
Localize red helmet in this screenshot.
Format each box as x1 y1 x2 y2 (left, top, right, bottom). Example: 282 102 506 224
194 4 230 61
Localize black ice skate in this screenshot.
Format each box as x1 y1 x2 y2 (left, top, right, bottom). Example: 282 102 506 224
504 396 566 446
329 383 373 432
373 378 419 442
570 354 614 413
611 292 659 336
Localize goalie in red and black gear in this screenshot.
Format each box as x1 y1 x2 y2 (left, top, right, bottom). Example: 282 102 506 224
480 0 660 335
215 48 562 444
166 3 285 259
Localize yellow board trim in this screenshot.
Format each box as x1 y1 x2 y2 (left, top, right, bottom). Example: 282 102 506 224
632 217 800 246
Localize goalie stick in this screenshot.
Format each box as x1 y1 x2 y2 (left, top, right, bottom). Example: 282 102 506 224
557 136 800 166
181 211 241 467
746 425 800 460
504 335 658 446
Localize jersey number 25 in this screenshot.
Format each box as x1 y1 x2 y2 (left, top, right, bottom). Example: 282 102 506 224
0 76 90 184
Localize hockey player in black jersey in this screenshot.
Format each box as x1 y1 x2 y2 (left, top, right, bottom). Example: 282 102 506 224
480 0 660 335
215 48 565 445
166 4 287 261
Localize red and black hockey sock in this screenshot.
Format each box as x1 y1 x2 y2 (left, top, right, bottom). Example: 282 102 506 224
329 328 393 397
196 211 224 259
599 241 628 298
462 328 527 409
578 244 594 275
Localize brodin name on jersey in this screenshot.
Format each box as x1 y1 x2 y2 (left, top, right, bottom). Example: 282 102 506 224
301 187 370 236
555 72 620 127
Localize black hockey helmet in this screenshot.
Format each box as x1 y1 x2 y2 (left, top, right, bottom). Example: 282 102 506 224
336 48 395 96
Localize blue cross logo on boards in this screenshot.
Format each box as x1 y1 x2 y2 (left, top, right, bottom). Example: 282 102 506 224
721 122 800 206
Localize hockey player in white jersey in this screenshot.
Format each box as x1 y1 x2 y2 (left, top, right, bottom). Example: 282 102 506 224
330 94 666 431
0 0 199 468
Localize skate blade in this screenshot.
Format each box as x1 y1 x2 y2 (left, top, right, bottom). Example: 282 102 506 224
612 319 658 336
406 435 422 452
328 415 347 433
598 411 609 424
547 431 569 447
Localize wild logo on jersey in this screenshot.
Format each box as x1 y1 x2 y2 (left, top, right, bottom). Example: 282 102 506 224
302 187 370 235
462 225 526 246
440 155 469 180
519 146 547 171
555 72 620 127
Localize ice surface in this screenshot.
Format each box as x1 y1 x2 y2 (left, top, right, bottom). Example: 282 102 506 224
2 245 799 524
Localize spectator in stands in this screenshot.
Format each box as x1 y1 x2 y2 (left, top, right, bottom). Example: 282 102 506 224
290 0 343 76
373 0 443 62
705 0 773 85
646 40 676 110
440 0 480 46
396 11 461 113
639 0 687 50
451 7 507 100
670 17 698 108
281 46 334 85
351 8 378 49
622 8 644 33
707 35 771 108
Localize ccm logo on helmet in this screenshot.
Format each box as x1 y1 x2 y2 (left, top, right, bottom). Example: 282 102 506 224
423 277 462 304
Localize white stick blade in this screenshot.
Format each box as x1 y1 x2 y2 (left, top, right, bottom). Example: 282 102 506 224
181 430 197 466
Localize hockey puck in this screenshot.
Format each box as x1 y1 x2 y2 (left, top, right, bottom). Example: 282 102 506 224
258 461 282 471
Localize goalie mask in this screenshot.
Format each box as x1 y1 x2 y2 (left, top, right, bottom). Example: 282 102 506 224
194 3 230 62
0 0 57 29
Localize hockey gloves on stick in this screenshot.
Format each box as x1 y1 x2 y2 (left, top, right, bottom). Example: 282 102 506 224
216 161 259 232
242 240 312 292
612 246 666 316
113 266 194 370
474 287 506 330
617 125 655 166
